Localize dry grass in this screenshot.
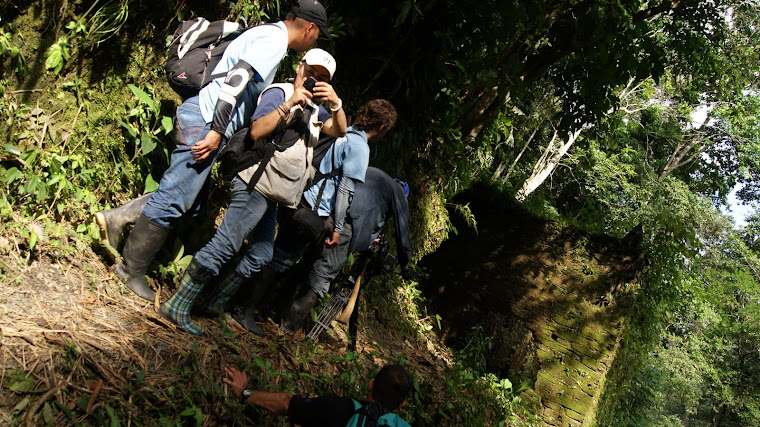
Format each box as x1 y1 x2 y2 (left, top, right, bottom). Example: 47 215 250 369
0 236 456 426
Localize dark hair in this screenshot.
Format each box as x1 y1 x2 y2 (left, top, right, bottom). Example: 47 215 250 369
352 99 397 134
285 11 309 29
372 364 412 411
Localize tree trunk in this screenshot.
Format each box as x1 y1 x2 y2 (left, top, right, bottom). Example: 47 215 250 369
515 127 584 201
504 128 538 180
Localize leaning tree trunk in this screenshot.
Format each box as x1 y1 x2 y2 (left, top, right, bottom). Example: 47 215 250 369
515 127 584 201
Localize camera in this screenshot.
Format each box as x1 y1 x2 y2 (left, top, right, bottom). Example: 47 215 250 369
367 235 395 272
304 76 317 94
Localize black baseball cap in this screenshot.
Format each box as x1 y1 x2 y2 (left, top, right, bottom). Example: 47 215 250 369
293 1 331 39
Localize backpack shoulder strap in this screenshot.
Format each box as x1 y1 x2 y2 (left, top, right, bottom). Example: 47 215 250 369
351 398 364 411
347 401 386 427
312 128 365 191
257 82 294 105
312 136 340 181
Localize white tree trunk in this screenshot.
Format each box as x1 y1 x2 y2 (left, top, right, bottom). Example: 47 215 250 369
515 127 584 201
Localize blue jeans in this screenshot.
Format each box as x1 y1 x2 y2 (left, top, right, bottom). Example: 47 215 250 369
305 223 353 297
193 177 277 278
142 96 221 228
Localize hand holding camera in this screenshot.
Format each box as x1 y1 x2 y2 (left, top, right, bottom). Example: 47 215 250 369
304 76 317 94
303 76 340 110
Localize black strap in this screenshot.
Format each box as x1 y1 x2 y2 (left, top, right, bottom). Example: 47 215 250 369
245 106 315 192
354 402 386 427
244 141 278 192
312 137 336 211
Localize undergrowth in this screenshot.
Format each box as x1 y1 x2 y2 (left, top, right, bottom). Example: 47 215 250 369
0 2 545 425
0 262 539 425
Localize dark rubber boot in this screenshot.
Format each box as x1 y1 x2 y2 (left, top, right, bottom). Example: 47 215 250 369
282 288 319 334
159 260 214 335
202 271 245 316
95 193 153 251
232 268 278 336
113 214 170 302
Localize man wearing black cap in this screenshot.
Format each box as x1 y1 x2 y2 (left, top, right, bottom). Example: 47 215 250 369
96 1 335 303
292 0 332 39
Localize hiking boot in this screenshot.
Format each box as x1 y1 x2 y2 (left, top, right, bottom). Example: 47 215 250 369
232 267 278 337
159 260 214 335
231 307 266 337
282 288 319 334
95 193 153 252
114 214 169 301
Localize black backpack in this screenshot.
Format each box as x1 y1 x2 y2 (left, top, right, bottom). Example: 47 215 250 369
165 17 247 99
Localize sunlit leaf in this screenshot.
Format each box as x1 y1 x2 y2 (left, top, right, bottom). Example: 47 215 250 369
144 173 159 193
161 116 174 134
141 133 157 155
128 84 158 114
3 144 21 156
3 167 23 184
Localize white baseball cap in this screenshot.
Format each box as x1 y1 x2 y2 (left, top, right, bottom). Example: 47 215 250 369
302 48 336 80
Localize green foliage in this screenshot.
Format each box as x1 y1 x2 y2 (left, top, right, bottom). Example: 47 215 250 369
45 37 71 74
119 83 174 191
596 204 760 425
446 202 477 235
454 325 494 374
70 0 132 51
2 123 98 217
0 26 27 76
227 0 280 25
156 238 193 281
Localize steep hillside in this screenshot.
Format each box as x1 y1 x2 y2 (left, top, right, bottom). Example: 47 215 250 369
0 185 646 426
419 184 646 426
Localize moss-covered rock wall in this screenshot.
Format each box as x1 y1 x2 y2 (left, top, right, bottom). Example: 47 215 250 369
418 184 645 426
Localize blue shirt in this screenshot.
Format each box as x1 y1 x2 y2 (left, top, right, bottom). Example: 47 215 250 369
198 22 288 138
303 126 370 217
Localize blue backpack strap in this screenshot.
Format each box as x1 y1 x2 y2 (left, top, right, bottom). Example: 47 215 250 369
348 401 386 427
345 399 364 427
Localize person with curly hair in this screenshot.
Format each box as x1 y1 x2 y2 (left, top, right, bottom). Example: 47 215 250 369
230 99 398 336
